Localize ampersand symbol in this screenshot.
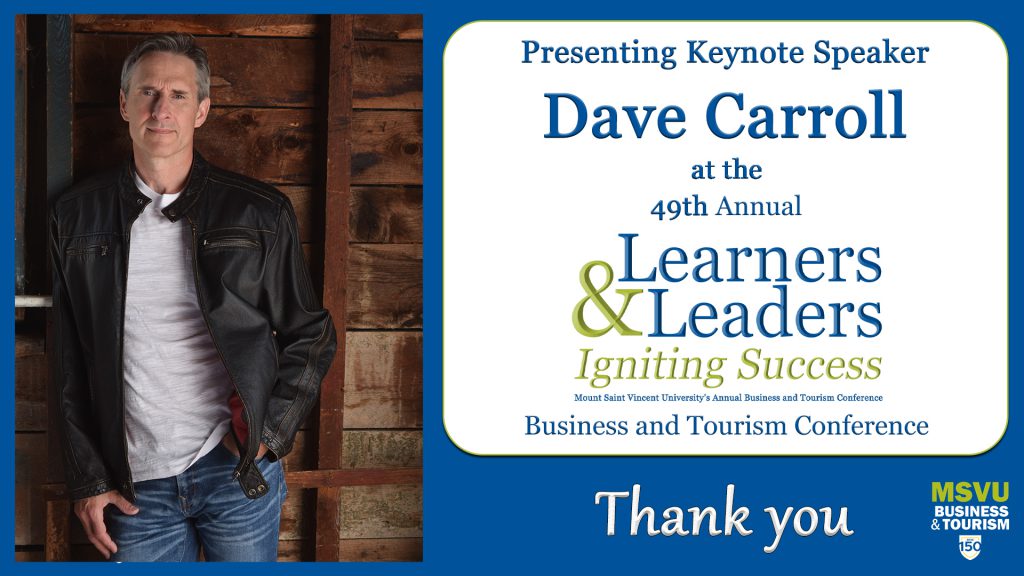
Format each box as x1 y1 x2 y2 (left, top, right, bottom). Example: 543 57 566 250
931 519 939 531
572 261 643 337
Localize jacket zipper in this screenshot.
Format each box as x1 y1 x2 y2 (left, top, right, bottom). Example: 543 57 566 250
202 237 259 250
66 244 109 257
188 217 254 479
119 201 145 502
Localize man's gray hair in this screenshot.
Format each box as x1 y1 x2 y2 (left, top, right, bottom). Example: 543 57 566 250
120 33 211 101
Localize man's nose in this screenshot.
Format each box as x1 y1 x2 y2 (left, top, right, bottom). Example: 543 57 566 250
151 95 172 118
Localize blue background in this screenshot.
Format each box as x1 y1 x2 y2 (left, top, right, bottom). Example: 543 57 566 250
4 1 1019 573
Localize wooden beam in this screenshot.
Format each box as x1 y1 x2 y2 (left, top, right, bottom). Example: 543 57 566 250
73 15 318 37
316 15 353 562
44 500 70 561
16 14 27 294
75 35 318 107
353 15 423 41
286 467 421 489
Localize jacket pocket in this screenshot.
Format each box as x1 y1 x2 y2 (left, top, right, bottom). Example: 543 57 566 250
65 243 109 257
200 230 262 251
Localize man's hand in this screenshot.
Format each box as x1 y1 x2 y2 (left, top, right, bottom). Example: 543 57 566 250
222 433 269 460
73 490 138 559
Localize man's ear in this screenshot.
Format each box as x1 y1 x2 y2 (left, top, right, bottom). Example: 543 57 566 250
119 90 129 122
194 97 211 128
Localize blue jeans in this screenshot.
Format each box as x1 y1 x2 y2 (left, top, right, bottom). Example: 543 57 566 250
107 442 286 562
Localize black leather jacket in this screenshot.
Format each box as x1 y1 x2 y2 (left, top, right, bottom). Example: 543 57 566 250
49 153 337 501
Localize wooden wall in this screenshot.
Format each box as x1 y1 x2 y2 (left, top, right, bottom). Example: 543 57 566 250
14 14 422 562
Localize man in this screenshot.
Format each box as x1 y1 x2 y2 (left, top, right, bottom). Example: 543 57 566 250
49 34 337 562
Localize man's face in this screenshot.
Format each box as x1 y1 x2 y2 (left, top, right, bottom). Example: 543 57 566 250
119 51 210 164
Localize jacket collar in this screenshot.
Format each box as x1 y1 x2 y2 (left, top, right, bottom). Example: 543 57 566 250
119 151 210 223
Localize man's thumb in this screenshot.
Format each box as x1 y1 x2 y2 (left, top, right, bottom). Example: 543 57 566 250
112 493 139 515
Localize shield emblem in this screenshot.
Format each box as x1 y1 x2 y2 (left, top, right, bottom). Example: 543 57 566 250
959 535 981 560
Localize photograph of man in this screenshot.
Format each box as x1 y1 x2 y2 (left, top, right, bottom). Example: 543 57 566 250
48 33 337 562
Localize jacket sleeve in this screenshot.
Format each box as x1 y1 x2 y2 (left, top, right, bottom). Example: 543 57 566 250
49 209 116 500
259 198 338 459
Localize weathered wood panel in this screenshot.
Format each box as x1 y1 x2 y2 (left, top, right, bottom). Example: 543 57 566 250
16 334 45 357
280 487 311 541
45 499 70 561
73 14 422 41
75 35 317 107
353 15 423 41
74 15 319 37
15 434 46 546
16 354 48 432
353 42 422 110
74 108 419 187
16 15 27 294
345 332 423 429
280 186 318 243
285 429 423 472
340 485 422 539
343 430 422 469
73 107 317 185
352 111 423 185
15 549 43 562
351 186 423 243
315 15 354 561
348 244 422 329
340 538 423 562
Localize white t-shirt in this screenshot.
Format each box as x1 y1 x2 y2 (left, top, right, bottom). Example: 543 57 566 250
122 173 234 482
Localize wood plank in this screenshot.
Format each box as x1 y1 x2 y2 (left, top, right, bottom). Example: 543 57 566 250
315 14 353 563
354 15 423 41
340 485 422 539
45 500 70 561
46 15 75 204
343 430 422 469
74 15 319 37
347 244 422 329
15 334 45 358
16 354 48 432
352 111 423 185
353 41 422 110
340 538 422 562
351 186 422 243
15 434 46 546
75 35 317 107
276 539 305 561
16 14 27 294
345 332 422 429
279 186 318 243
73 107 316 185
15 549 44 562
289 430 423 470
74 108 418 186
282 428 317 472
280 487 312 541
287 468 420 489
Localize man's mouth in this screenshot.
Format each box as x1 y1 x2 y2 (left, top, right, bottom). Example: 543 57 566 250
147 127 175 134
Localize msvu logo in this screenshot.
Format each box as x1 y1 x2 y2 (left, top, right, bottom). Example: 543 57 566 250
958 535 981 560
932 482 1009 502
